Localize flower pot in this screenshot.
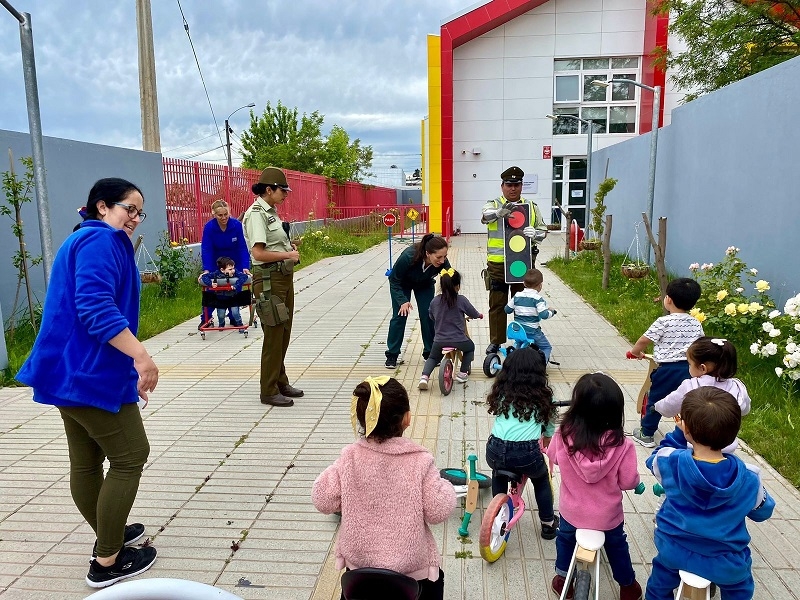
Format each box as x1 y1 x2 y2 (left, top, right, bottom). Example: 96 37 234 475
621 264 649 279
579 239 601 251
140 271 162 284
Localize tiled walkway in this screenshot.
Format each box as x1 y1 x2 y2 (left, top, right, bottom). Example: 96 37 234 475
1 234 798 599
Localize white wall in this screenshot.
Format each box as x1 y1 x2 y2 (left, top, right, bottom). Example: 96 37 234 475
451 0 650 233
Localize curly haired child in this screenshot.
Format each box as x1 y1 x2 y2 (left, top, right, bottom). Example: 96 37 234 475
312 377 456 600
485 346 559 540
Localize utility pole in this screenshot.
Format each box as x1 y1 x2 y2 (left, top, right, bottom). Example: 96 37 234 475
136 0 161 151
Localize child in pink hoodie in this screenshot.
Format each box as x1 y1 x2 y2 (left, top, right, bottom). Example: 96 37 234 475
547 373 643 600
312 376 456 600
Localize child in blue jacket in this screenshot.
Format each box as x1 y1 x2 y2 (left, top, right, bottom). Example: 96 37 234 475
200 256 249 327
645 387 775 600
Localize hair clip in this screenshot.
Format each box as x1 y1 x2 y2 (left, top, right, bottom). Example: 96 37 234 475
77 206 88 220
440 268 455 277
711 338 727 346
350 375 391 437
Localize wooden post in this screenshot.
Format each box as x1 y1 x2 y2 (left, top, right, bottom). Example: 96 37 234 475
642 212 669 310
602 214 612 289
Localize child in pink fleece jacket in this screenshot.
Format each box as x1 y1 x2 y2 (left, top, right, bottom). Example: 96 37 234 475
312 377 456 600
547 373 644 600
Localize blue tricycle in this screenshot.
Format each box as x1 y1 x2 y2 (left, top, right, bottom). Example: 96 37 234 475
482 321 536 377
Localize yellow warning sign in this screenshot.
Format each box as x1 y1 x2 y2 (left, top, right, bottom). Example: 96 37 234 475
406 208 420 221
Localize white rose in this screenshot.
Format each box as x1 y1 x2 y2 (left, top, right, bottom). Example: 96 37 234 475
750 268 758 275
763 322 774 332
764 342 778 356
750 342 761 355
776 367 784 377
787 343 798 354
769 310 781 319
790 371 800 381
769 328 781 338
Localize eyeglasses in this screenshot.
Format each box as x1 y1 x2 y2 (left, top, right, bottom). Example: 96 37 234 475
112 202 147 221
674 413 682 424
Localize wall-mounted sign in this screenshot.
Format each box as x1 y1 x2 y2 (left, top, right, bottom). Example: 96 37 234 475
543 146 552 159
522 174 538 195
571 189 584 198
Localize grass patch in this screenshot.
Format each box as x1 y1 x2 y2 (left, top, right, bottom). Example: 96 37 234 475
548 251 800 489
1 226 387 387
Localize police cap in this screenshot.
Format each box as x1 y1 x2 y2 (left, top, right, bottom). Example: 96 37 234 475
501 166 524 183
258 167 292 192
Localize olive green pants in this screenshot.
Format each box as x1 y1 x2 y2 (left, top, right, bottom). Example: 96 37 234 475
487 261 524 345
58 403 150 558
254 268 294 396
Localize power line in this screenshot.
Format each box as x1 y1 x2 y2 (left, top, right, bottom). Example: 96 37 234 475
175 0 225 156
177 144 224 160
162 131 220 153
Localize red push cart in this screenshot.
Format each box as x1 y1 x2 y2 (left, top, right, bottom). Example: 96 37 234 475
198 277 257 340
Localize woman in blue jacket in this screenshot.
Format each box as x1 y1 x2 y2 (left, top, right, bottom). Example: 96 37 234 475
198 199 250 326
17 178 159 588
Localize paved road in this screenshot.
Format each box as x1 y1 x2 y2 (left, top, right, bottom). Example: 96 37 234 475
1 233 798 599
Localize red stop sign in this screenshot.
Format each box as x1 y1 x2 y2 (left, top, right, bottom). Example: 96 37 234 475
383 213 397 227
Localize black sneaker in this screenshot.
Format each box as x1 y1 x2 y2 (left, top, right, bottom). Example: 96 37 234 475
91 523 145 560
486 343 500 355
86 545 157 588
385 357 397 369
541 514 559 540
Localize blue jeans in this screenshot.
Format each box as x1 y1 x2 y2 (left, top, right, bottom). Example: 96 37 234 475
646 553 753 600
640 361 689 436
526 328 552 362
216 305 242 325
485 435 554 522
555 516 636 586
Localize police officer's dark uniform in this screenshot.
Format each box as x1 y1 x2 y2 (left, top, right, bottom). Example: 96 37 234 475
481 166 547 354
242 167 303 407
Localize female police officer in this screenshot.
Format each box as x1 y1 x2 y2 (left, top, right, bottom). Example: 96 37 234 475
242 167 302 406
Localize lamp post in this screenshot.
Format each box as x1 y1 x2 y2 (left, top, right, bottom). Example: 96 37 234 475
592 78 661 263
2 0 53 286
546 114 595 233
225 103 255 168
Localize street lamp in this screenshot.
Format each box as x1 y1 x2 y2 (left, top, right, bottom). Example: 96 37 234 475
225 103 255 168
592 78 661 263
546 113 596 233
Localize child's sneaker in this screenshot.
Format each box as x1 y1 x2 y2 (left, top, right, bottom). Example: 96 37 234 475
551 574 574 599
619 580 643 600
631 427 655 448
540 514 559 540
455 372 469 383
91 523 145 561
86 545 157 588
418 375 429 390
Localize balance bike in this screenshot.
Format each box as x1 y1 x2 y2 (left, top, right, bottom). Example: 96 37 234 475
438 345 463 395
625 351 657 418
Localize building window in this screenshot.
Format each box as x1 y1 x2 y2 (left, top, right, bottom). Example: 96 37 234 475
552 57 640 135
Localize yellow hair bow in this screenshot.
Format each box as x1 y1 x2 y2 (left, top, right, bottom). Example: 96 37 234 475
351 375 391 437
440 268 455 277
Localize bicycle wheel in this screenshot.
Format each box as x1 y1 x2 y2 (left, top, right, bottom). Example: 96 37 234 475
439 358 454 395
573 570 592 600
439 468 492 489
483 353 501 377
479 494 514 562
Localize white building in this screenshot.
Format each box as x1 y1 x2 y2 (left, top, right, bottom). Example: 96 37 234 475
423 0 684 235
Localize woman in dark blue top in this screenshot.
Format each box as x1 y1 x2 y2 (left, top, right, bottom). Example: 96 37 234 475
17 178 159 587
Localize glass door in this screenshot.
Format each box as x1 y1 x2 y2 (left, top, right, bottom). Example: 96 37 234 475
552 157 588 229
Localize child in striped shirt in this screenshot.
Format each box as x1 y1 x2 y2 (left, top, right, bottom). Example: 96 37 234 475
504 268 557 362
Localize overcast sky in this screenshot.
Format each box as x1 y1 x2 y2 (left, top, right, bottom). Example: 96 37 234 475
0 0 472 174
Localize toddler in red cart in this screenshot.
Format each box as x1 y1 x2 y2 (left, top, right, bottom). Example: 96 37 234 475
200 256 248 327
418 268 483 390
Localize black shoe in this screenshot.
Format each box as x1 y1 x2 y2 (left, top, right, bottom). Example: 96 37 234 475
279 384 304 398
540 515 559 540
261 393 294 406
385 357 397 369
86 545 157 588
486 343 500 355
91 523 145 560
422 351 430 360
233 321 244 327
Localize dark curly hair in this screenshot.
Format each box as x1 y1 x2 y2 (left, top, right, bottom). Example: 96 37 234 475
559 372 625 458
486 346 555 425
353 378 410 443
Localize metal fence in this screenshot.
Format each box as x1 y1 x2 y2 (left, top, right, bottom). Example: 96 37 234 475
163 158 409 244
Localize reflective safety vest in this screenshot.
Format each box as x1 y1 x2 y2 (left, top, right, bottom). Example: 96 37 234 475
484 197 545 263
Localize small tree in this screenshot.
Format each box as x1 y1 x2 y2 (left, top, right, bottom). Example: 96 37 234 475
590 177 617 239
1 151 42 335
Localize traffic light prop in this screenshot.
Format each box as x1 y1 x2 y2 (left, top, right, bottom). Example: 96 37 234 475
502 202 531 283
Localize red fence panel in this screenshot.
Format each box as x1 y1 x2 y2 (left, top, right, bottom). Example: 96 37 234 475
163 158 423 244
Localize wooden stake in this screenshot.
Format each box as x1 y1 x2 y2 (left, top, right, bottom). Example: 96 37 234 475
602 214 612 289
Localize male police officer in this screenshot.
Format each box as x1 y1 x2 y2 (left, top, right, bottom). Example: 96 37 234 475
242 167 303 406
481 166 547 354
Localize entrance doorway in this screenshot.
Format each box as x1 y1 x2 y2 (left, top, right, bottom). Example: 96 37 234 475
552 156 587 229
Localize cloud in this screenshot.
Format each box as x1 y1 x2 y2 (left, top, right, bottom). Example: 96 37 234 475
1 0 469 172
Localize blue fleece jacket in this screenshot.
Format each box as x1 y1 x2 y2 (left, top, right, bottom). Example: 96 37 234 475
16 220 140 412
646 429 775 583
201 217 250 273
